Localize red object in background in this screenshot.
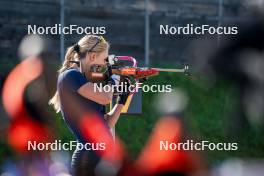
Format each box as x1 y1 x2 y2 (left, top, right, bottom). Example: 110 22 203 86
2 57 43 118
79 113 125 164
2 57 50 152
8 117 49 152
136 116 205 175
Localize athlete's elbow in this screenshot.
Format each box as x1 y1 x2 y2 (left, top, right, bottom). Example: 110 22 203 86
100 98 111 105
100 94 112 105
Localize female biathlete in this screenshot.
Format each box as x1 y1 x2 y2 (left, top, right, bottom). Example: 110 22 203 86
50 35 129 176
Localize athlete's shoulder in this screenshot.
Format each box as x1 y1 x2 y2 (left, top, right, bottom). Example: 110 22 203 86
59 68 82 80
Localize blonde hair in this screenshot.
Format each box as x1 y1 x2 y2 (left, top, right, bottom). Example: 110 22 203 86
49 35 109 112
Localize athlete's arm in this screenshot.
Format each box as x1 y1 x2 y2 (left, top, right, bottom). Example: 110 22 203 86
105 104 124 129
77 82 113 105
105 89 130 129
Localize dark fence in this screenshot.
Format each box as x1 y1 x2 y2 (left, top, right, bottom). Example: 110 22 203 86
0 0 250 65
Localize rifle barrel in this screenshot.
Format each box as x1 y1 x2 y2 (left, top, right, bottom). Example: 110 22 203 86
154 68 185 73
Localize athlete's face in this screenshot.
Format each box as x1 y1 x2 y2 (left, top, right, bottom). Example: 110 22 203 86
88 49 109 67
81 50 109 81
81 50 108 70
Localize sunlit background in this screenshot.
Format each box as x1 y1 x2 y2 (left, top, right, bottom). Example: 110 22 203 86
0 0 264 176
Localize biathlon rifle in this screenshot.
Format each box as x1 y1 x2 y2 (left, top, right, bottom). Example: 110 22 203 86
71 55 189 113
90 55 189 82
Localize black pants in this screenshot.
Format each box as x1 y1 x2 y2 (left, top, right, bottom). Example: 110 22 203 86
71 149 101 176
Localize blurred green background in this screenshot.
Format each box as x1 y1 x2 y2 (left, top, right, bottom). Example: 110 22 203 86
1 59 264 167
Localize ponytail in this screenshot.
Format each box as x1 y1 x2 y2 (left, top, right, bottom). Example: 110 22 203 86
49 35 109 113
49 46 76 112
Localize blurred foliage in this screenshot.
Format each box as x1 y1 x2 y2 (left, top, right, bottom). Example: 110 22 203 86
116 71 264 165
